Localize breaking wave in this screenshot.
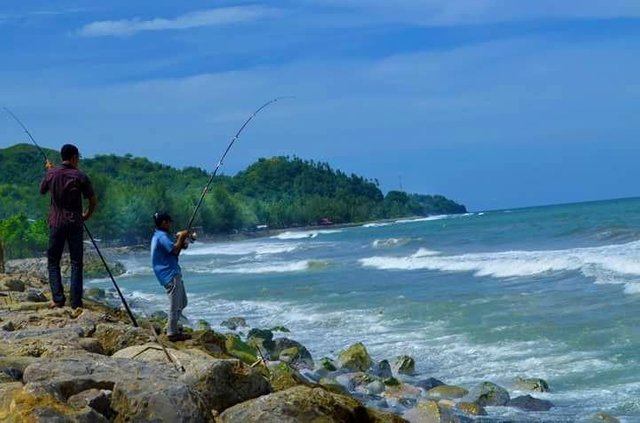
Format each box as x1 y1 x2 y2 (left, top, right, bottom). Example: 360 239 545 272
360 241 640 291
271 229 343 240
191 259 329 274
183 241 299 257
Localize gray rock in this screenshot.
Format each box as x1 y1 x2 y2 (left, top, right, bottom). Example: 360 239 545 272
78 338 105 355
114 343 270 413
466 381 510 406
427 385 468 400
514 376 550 392
93 323 150 355
221 317 247 330
1 367 23 382
218 385 405 423
4 278 25 292
405 400 473 423
508 394 554 411
25 288 47 303
371 359 393 379
149 310 168 320
67 388 113 418
319 357 338 371
247 328 275 351
84 287 106 301
367 380 386 395
591 411 621 423
2 321 16 332
272 337 314 369
181 356 271 413
195 319 211 331
393 355 416 375
22 354 212 422
415 377 444 391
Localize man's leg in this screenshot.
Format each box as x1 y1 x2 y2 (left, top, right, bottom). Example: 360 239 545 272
68 224 84 309
166 275 187 336
47 226 66 306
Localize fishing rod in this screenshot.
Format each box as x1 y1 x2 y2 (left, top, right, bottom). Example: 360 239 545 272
3 107 48 162
185 97 292 233
2 107 139 327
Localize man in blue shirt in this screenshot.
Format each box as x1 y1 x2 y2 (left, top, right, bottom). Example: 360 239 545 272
151 212 191 342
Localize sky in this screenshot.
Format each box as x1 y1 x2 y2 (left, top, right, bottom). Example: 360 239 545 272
0 1 638 211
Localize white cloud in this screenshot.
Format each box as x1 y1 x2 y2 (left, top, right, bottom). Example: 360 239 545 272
306 0 640 26
78 6 281 37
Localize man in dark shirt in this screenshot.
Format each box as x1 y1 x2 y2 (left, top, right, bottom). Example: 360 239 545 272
40 144 97 309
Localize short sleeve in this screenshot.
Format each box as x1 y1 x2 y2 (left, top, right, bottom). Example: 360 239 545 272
158 234 175 253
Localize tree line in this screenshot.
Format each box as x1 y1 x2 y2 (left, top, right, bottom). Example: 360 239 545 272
0 143 466 259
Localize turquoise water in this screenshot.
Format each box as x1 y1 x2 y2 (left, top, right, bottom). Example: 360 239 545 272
93 197 640 421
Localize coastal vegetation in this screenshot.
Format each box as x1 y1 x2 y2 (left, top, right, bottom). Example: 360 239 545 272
0 143 466 258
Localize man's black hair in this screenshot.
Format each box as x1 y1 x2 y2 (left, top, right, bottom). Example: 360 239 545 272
153 212 173 228
60 144 80 161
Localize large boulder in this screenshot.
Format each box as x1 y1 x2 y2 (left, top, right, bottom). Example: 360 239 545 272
217 385 407 423
114 342 270 412
338 342 373 372
466 381 510 406
22 354 212 422
180 356 271 413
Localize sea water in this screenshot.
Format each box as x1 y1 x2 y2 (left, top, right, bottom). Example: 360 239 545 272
91 197 640 421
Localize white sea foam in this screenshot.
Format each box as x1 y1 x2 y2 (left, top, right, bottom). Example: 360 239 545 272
190 260 324 274
360 241 640 292
363 214 470 229
362 222 392 228
411 248 440 257
183 241 299 256
271 229 342 240
372 238 411 248
394 215 450 224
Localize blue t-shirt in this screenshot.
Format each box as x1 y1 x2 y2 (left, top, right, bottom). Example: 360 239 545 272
151 229 181 287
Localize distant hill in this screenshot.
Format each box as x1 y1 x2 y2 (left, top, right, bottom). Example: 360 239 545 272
0 143 466 243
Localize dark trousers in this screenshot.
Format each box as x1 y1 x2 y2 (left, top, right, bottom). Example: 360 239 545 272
47 224 84 308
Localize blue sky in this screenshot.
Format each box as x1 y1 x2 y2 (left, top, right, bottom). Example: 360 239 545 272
1 1 639 210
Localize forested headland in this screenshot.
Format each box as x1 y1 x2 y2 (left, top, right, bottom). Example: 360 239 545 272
0 143 466 258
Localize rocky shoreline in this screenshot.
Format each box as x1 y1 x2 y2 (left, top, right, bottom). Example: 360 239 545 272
0 270 622 422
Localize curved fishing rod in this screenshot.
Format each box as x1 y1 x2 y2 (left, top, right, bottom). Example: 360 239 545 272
185 96 293 232
3 107 139 327
3 107 48 162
